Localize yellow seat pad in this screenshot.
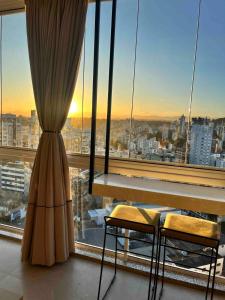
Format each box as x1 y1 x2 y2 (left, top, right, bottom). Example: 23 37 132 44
107 205 160 232
163 213 219 242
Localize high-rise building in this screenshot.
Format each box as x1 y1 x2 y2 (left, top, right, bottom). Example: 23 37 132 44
162 125 169 140
1 114 16 147
16 121 30 148
189 120 213 166
178 114 186 137
30 110 40 149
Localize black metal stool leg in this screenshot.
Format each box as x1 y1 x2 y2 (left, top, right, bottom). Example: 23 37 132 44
206 247 214 300
210 245 219 300
98 226 119 300
148 231 156 300
114 227 118 278
152 229 162 300
160 236 166 298
97 225 107 300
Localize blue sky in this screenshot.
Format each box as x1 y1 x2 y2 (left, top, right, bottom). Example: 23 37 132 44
3 0 225 119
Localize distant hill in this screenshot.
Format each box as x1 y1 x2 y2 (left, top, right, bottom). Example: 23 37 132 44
69 116 178 128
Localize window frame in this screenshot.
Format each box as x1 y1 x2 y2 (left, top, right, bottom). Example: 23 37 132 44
1 1 225 290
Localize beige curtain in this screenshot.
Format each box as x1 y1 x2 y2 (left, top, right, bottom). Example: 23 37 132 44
21 0 88 266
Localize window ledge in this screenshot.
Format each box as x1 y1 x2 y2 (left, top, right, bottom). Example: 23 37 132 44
93 174 225 215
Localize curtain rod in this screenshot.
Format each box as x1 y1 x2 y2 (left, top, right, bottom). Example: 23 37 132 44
0 0 110 15
0 7 25 16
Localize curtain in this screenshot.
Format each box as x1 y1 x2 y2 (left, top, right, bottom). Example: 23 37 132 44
21 0 88 266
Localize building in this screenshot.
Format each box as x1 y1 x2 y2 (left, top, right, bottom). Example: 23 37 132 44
175 147 185 163
16 121 30 148
189 120 213 166
30 110 40 149
137 136 159 155
0 161 31 196
215 158 225 168
162 125 169 140
0 162 25 193
178 114 186 137
1 114 16 146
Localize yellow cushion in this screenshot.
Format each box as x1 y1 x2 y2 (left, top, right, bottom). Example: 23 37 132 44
163 213 219 247
107 205 160 233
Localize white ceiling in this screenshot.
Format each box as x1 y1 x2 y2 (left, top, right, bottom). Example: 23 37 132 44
0 0 25 14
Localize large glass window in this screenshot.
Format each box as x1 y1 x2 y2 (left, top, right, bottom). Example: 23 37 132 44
0 1 225 283
1 2 225 170
1 13 38 149
106 0 225 169
71 169 225 278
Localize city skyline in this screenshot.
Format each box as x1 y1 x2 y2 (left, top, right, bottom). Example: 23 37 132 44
2 109 225 169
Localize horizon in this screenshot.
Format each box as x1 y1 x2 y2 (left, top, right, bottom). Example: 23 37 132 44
2 110 225 123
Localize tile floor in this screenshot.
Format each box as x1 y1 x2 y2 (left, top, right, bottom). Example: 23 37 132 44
0 238 224 300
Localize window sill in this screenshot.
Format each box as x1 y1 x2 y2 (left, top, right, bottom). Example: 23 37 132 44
93 173 225 215
1 146 225 188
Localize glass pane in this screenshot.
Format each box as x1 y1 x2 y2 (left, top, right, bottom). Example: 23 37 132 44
2 13 39 149
0 159 32 228
71 167 225 278
188 0 225 169
95 1 111 156
62 3 95 154
109 0 198 162
110 0 139 159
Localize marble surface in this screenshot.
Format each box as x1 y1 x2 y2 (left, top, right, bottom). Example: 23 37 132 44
93 174 225 215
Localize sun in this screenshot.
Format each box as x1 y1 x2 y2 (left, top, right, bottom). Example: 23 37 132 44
68 99 78 117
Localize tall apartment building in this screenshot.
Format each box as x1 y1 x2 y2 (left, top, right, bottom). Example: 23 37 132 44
178 114 186 137
1 111 40 149
189 121 213 166
1 114 16 146
16 122 30 148
30 110 40 149
162 126 169 140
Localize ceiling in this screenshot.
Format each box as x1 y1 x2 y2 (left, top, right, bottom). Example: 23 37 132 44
0 0 25 14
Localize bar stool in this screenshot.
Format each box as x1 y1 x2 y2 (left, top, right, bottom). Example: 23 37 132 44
97 204 160 300
154 213 220 300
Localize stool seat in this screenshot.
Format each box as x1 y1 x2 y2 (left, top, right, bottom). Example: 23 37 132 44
162 213 220 247
107 205 160 233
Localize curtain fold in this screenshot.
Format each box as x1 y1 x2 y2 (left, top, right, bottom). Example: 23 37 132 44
21 0 88 266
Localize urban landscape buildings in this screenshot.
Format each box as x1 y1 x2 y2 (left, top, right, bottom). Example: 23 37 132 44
1 110 225 275
1 110 225 168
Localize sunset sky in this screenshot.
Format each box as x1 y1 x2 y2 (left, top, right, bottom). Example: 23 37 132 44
2 0 225 120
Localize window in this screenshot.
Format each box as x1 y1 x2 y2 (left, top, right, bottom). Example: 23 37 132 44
1 13 38 149
103 0 225 170
1 2 225 171
1 1 225 284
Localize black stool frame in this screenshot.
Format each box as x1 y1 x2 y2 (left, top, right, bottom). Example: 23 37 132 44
97 216 159 300
153 227 220 300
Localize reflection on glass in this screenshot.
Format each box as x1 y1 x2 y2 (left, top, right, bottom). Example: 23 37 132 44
71 168 225 277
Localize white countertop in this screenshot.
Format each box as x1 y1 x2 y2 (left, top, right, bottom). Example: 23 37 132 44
93 174 225 215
